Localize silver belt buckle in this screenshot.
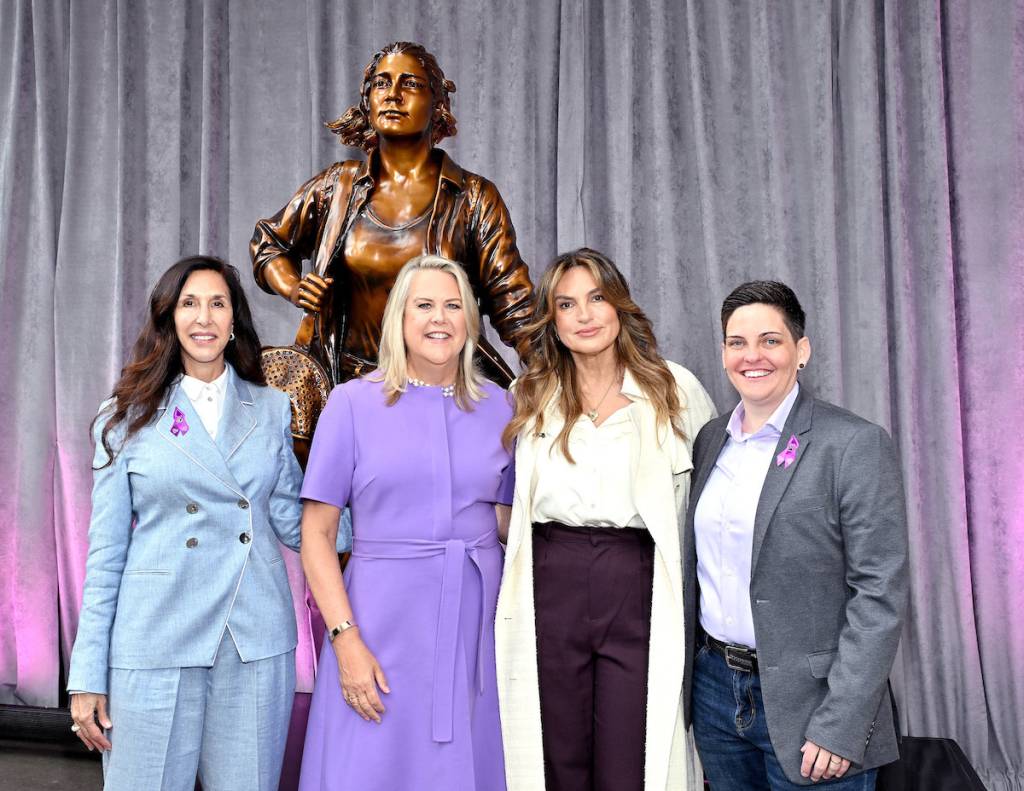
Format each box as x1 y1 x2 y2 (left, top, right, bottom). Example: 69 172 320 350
724 645 755 672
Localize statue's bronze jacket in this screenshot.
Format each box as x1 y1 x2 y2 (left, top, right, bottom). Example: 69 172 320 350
250 150 533 385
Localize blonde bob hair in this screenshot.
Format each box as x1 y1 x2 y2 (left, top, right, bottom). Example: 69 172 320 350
375 255 486 409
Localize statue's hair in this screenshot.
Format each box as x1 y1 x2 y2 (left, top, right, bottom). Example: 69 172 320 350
502 248 687 461
326 41 457 152
374 255 486 410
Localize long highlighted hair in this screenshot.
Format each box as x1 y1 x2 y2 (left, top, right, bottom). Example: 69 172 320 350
503 248 685 461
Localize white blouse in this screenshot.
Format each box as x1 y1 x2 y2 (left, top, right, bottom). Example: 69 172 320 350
179 367 228 439
530 401 646 529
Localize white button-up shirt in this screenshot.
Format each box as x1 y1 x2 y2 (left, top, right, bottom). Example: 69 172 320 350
530 370 655 529
531 401 645 529
695 383 800 647
179 367 229 440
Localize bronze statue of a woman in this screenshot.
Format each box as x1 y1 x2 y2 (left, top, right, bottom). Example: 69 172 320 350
251 42 533 403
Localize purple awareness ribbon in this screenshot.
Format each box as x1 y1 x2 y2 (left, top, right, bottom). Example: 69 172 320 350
170 407 190 437
776 434 799 468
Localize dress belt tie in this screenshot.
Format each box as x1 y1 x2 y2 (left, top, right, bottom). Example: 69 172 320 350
351 529 498 743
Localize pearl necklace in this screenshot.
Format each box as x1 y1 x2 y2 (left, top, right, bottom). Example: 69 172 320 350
408 378 455 398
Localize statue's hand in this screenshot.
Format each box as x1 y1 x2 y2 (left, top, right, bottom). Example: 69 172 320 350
289 273 333 313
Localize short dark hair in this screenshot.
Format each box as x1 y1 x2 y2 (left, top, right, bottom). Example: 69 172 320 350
720 280 806 341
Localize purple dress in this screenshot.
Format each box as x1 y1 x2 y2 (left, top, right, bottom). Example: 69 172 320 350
298 378 514 791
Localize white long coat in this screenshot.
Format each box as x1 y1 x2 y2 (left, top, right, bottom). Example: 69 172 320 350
495 361 716 790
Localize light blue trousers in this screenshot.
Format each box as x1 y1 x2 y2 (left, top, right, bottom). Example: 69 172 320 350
102 630 295 791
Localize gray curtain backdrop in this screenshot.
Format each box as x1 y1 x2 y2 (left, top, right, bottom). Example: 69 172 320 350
1 1 1021 788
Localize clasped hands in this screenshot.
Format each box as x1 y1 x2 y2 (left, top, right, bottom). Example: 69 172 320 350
801 739 851 782
335 627 390 724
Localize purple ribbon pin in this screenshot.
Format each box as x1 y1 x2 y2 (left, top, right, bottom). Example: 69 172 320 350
776 434 799 468
170 407 189 437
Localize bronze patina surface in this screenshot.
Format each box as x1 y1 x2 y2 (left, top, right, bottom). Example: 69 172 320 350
251 42 534 458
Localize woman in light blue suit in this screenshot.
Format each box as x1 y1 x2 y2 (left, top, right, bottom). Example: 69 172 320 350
68 256 305 791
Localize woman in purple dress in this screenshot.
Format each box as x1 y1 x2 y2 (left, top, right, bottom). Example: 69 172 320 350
297 254 514 791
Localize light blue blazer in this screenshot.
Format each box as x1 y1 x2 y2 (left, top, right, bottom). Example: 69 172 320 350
69 366 311 694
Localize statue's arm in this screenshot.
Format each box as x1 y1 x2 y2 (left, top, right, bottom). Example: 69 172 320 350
471 179 535 358
250 165 338 303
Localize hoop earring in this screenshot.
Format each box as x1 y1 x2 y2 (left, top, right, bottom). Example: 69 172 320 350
229 332 236 342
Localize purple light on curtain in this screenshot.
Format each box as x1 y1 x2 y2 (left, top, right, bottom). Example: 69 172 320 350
55 444 93 689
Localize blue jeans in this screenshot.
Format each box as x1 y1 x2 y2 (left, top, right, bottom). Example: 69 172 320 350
692 644 877 790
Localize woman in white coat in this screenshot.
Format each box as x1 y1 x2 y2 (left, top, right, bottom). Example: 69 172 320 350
496 248 715 791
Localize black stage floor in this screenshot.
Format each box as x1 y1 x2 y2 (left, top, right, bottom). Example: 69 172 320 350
0 738 102 790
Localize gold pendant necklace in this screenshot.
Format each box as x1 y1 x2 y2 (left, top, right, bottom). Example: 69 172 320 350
584 371 620 423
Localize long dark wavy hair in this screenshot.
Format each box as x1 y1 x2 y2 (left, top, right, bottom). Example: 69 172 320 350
93 256 265 467
325 41 458 152
503 248 687 462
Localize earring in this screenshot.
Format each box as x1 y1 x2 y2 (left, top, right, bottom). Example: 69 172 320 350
798 362 805 369
229 331 236 341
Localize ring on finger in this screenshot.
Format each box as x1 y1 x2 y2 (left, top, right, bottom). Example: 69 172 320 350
70 723 81 733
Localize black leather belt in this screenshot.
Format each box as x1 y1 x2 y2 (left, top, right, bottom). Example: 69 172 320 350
705 633 759 673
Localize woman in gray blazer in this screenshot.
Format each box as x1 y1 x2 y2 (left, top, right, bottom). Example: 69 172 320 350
683 281 908 789
67 256 305 791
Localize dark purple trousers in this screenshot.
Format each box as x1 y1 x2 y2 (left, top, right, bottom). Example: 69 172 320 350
532 521 654 791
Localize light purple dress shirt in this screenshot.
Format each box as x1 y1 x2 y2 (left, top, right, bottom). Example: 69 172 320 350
695 383 800 648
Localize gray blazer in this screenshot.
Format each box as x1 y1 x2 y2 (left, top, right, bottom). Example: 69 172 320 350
682 388 909 784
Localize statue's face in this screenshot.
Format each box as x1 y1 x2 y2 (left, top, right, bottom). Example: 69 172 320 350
368 52 433 139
